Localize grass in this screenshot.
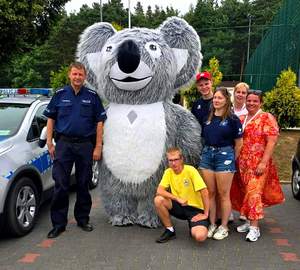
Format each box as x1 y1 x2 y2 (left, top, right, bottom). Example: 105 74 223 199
273 130 300 183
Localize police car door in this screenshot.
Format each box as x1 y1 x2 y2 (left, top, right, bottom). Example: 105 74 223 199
27 102 53 190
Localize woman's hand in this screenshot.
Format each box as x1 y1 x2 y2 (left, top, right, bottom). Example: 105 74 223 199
255 161 267 176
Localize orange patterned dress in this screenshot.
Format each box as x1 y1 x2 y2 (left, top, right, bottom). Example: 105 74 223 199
230 112 285 220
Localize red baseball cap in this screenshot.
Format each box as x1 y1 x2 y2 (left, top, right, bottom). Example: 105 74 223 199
196 71 212 81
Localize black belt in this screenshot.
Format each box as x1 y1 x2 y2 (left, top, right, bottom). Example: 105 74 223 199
59 134 91 143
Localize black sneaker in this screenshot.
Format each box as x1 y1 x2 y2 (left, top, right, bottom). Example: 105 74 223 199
156 229 176 243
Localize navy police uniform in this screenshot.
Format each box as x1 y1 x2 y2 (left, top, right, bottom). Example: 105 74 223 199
44 85 106 229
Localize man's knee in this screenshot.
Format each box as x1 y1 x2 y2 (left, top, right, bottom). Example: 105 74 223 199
191 227 208 242
154 195 165 207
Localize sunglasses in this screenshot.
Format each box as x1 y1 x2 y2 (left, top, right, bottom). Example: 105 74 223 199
215 87 231 97
248 89 262 95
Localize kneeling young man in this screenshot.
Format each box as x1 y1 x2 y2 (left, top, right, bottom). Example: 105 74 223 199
154 147 209 243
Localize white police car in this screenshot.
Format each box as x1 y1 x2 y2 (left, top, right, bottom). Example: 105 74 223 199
0 88 99 236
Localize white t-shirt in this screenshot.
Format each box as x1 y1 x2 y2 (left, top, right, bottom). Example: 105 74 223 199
233 105 248 117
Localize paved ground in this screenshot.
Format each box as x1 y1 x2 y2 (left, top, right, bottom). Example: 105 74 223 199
0 185 299 270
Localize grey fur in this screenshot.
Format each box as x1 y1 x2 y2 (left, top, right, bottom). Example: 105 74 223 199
77 17 203 228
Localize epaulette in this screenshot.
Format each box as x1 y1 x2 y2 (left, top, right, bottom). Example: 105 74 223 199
87 89 97 95
55 88 64 94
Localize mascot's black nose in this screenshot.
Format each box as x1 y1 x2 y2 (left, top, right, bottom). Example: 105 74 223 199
117 40 140 74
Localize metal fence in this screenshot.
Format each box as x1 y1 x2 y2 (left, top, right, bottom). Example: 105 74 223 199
244 0 300 91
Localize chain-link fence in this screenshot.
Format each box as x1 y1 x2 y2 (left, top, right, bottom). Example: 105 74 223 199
244 0 300 91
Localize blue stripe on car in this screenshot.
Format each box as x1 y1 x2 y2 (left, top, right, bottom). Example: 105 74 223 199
3 151 52 180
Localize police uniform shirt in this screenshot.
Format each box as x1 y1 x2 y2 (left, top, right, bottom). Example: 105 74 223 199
44 86 107 137
202 114 243 147
191 97 213 128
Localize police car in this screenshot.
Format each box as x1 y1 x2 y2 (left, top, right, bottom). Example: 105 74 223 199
0 88 99 236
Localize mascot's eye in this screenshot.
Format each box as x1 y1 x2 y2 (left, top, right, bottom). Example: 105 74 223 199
145 42 161 59
106 46 113 52
149 44 156 51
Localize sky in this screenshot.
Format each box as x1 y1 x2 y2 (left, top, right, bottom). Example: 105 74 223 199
65 0 198 16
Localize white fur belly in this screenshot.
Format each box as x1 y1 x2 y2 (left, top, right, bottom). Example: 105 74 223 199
103 102 166 184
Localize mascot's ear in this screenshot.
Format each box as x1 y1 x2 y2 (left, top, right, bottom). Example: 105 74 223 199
159 17 202 89
77 22 116 88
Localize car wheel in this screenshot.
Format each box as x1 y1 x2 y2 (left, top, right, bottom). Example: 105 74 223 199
89 161 100 189
6 177 39 236
291 167 300 200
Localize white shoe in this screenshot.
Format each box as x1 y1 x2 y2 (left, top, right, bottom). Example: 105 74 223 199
207 224 217 238
213 225 229 240
246 226 260 242
229 212 234 222
237 220 250 233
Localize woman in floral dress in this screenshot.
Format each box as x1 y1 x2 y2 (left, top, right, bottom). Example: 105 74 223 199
230 90 285 242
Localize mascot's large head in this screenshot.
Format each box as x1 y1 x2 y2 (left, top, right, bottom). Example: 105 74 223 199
77 17 202 105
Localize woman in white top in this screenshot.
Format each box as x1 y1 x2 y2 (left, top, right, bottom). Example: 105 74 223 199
233 82 249 117
231 82 249 222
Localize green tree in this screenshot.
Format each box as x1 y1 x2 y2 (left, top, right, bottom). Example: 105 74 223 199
132 1 147 27
0 0 68 63
145 5 153 25
263 68 300 128
207 57 223 88
8 47 48 87
102 0 127 27
50 65 69 90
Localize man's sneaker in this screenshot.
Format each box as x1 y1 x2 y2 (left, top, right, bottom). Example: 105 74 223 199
229 212 234 223
213 225 229 240
207 224 217 238
237 220 250 233
156 229 176 243
246 226 260 242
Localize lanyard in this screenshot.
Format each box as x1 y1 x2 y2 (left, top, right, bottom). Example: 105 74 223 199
242 109 262 131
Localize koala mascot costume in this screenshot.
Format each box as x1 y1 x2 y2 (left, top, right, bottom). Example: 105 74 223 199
77 17 203 228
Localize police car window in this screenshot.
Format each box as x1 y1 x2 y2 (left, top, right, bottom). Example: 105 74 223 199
27 104 47 142
0 103 29 141
35 105 47 130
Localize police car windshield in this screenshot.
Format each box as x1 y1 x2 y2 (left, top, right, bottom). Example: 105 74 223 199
0 103 30 140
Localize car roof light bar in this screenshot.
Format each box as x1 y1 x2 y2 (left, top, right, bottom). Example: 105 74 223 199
0 88 52 96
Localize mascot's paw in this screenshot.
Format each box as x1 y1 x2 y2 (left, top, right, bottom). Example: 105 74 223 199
109 215 136 226
136 214 161 228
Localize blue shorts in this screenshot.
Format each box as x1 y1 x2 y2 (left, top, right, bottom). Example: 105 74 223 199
199 145 236 173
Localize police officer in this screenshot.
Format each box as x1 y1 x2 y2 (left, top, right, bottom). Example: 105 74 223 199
44 62 107 238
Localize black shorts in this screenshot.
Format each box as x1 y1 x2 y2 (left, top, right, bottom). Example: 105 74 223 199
169 200 209 228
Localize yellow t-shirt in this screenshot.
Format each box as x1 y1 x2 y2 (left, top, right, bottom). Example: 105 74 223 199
159 165 207 210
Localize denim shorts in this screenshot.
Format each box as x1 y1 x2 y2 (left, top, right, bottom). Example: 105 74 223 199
199 145 236 173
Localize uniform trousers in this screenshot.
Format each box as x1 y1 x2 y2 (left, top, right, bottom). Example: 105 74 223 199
51 139 93 228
